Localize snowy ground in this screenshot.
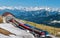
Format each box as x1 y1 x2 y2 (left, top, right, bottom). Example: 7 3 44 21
0 17 59 38
0 23 34 38
0 23 59 38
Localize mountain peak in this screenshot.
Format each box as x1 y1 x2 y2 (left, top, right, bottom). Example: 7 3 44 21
0 6 59 11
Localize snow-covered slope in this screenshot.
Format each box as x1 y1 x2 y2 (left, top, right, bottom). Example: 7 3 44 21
0 23 34 38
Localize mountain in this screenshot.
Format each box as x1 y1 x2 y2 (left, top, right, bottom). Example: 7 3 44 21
0 7 60 28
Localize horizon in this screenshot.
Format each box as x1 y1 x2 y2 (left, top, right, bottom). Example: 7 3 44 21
0 6 59 10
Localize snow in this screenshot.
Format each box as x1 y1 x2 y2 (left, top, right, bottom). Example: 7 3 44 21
51 20 60 23
0 23 34 38
0 6 59 11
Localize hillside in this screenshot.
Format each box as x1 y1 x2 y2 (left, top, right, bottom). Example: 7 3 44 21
19 19 60 37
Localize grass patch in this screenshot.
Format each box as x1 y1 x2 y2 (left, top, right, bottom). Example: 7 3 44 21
20 20 60 36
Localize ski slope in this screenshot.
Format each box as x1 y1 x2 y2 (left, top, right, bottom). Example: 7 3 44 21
0 23 34 38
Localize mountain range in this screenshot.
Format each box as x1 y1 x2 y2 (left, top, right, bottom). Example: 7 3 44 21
0 7 60 28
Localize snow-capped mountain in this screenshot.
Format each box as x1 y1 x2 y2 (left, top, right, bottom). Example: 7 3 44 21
0 6 59 11
0 6 60 28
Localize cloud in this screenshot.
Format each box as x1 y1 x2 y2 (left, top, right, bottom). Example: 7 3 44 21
0 6 14 10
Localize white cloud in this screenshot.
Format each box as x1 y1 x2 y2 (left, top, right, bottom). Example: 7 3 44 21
0 6 14 10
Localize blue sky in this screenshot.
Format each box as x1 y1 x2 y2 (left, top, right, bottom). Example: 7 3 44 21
0 0 60 8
